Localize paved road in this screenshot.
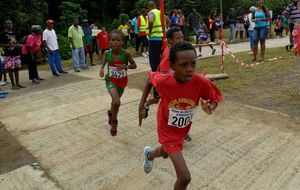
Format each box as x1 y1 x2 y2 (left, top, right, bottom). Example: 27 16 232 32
1 37 300 190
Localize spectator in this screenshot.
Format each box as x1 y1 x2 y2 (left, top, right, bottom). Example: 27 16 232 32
68 18 86 72
138 8 149 57
131 12 141 53
178 9 186 39
187 8 202 43
208 10 217 42
0 55 7 85
171 9 180 29
147 1 163 71
275 15 283 37
281 14 289 36
82 19 95 66
251 0 271 62
90 20 100 56
226 8 235 43
246 6 256 54
215 12 224 41
284 0 300 50
0 20 25 89
43 19 67 76
118 20 130 49
22 25 43 84
235 7 245 40
96 26 109 65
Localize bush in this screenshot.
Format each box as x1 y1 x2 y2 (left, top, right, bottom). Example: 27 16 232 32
57 34 72 60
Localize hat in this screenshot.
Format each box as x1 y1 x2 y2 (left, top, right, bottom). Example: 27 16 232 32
82 19 88 23
46 19 55 25
249 6 256 12
31 25 42 32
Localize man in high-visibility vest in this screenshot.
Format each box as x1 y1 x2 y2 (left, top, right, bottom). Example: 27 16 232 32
147 1 163 71
138 8 149 58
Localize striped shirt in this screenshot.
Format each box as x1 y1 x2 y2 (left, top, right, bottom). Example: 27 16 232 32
284 4 300 23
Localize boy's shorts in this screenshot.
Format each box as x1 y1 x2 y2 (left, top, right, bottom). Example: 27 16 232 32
163 142 183 154
105 80 125 94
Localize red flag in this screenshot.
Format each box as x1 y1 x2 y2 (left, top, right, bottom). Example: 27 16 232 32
159 0 167 50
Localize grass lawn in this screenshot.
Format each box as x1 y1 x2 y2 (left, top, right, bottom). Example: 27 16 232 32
199 47 300 117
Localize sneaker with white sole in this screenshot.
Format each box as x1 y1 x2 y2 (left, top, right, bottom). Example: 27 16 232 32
143 146 153 174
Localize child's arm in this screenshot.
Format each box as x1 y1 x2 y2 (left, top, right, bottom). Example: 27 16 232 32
125 51 137 69
99 50 108 78
139 77 153 126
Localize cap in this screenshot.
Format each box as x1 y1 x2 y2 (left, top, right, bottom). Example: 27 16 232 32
82 19 88 23
249 6 256 12
46 19 55 25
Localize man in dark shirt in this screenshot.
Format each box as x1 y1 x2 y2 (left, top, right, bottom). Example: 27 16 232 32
187 9 202 43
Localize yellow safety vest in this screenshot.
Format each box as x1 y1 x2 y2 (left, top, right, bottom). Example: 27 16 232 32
139 15 148 34
148 9 163 38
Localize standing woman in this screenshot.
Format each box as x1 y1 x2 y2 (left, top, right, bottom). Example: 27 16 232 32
0 20 25 90
251 0 271 62
22 25 43 84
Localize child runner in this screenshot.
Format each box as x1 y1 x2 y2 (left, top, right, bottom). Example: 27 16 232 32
139 42 222 189
143 28 191 141
99 30 137 136
215 13 224 41
196 20 216 58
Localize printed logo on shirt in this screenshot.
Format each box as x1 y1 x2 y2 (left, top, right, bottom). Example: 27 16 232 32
168 98 197 128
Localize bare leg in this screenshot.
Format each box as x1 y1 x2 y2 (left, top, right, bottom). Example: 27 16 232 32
148 146 168 160
260 42 266 61
169 152 191 190
7 70 16 89
252 43 258 61
109 88 122 121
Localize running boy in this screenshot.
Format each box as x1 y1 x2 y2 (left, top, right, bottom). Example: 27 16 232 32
196 20 216 58
99 30 137 136
139 42 222 190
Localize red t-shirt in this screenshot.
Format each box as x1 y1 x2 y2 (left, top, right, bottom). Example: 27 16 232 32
149 72 222 145
96 31 109 49
157 47 171 73
21 33 42 54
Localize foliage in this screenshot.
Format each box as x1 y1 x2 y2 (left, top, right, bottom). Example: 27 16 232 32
0 0 48 36
56 1 87 36
57 34 72 60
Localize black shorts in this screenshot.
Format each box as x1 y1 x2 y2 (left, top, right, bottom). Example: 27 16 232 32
140 36 148 47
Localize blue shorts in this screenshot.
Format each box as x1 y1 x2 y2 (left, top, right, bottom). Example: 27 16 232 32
253 26 268 44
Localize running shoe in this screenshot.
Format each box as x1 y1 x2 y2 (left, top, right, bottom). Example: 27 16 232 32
184 134 192 142
110 119 118 136
143 146 153 174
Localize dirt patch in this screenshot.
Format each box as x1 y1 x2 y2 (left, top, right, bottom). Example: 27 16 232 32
0 123 36 175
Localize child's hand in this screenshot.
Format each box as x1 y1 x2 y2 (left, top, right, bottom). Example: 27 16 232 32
99 69 104 78
115 64 126 70
138 103 146 126
200 98 213 115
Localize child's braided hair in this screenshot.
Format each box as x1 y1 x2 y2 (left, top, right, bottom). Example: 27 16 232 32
109 29 125 41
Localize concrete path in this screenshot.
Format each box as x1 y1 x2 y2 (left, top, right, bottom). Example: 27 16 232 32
1 37 300 190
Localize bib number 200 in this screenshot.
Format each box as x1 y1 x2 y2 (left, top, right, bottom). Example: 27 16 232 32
168 108 196 128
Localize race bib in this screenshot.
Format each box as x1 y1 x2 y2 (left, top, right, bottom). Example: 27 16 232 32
109 66 127 79
168 107 196 128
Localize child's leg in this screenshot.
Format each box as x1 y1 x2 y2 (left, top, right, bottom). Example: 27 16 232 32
169 152 191 190
109 88 121 121
148 146 168 160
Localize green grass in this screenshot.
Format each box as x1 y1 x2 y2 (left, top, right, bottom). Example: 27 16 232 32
196 47 296 93
0 122 4 129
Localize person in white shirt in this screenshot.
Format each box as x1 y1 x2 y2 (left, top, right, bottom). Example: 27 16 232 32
247 6 256 54
43 19 67 76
